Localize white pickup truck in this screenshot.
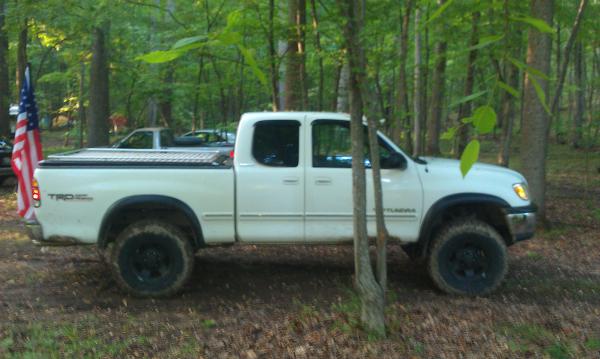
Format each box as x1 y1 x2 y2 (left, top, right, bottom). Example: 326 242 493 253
27 112 536 297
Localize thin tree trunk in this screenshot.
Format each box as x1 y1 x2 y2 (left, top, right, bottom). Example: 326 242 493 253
16 19 27 98
426 0 447 156
78 62 86 148
336 61 350 113
0 0 9 137
554 22 561 142
521 0 553 223
394 0 412 146
310 0 324 111
455 11 480 157
268 0 279 111
412 7 422 156
550 0 588 117
498 64 518 166
340 0 385 337
331 62 342 111
284 0 307 110
159 65 174 128
571 40 583 148
88 24 110 147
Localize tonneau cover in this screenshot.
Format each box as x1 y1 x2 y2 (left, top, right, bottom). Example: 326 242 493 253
42 148 229 167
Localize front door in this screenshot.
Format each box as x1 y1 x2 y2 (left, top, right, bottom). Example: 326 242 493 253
304 118 423 242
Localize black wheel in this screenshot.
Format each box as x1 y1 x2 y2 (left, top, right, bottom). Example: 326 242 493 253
427 219 507 296
110 220 194 297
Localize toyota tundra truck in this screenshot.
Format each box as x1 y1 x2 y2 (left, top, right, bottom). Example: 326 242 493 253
26 112 536 297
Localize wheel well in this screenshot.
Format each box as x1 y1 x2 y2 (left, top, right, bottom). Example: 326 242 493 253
98 196 204 250
417 202 511 259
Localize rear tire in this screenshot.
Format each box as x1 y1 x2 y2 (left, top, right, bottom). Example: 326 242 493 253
428 219 507 296
110 220 194 297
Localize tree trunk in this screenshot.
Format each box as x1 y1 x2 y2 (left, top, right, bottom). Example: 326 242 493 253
284 0 307 110
394 0 412 146
310 0 324 111
78 62 86 148
159 66 174 129
412 7 422 156
550 0 588 118
571 40 583 148
340 0 385 337
498 64 518 166
455 11 480 157
16 19 27 98
336 61 350 113
426 0 447 156
192 58 205 130
0 0 9 137
521 0 553 223
88 25 110 147
268 0 279 111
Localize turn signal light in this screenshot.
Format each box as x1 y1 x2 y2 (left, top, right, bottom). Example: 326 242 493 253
32 178 41 207
513 183 529 201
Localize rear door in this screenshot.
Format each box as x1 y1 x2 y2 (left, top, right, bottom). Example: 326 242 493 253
235 118 305 242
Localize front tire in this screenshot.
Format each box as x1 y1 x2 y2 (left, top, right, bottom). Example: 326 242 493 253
110 220 194 297
428 219 507 296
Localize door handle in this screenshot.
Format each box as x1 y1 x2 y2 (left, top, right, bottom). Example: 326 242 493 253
283 177 299 185
315 177 332 185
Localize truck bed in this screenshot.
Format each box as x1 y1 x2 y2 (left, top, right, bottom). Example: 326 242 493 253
43 148 230 168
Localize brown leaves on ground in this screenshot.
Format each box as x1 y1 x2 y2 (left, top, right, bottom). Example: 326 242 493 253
1 148 599 358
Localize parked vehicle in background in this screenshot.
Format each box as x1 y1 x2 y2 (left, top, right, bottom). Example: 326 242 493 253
9 105 18 135
182 129 235 148
111 127 231 154
0 137 14 185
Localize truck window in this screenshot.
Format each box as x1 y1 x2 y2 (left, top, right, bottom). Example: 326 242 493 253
160 130 174 147
252 120 300 167
312 120 395 168
120 131 153 149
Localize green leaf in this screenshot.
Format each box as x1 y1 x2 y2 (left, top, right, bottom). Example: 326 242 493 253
425 0 454 26
136 50 184 63
460 140 480 178
172 35 207 50
497 81 519 98
529 76 551 115
441 126 457 140
216 31 242 46
461 117 474 124
449 90 487 108
467 34 504 51
507 57 549 80
472 105 496 134
238 46 268 88
511 16 554 34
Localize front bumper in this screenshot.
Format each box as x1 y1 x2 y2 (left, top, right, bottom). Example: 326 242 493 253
505 205 537 242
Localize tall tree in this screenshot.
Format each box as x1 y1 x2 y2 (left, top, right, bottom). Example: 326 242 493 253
0 0 9 137
412 6 423 156
394 0 412 148
341 0 385 336
16 19 27 98
571 40 583 148
88 24 110 147
455 11 480 157
309 0 324 111
284 0 307 110
336 61 349 112
426 0 447 156
521 0 553 222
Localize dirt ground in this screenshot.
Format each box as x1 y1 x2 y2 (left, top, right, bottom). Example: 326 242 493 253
1 143 599 358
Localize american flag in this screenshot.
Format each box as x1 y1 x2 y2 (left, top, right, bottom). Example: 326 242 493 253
11 65 43 220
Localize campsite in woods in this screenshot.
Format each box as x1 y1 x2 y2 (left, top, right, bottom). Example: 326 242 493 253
0 0 600 357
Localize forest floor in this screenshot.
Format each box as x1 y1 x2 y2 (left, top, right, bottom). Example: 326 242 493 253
0 132 599 358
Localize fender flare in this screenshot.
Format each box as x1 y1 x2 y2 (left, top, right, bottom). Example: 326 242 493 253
415 193 510 255
98 195 205 249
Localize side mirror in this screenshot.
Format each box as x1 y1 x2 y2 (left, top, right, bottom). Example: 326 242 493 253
387 152 407 170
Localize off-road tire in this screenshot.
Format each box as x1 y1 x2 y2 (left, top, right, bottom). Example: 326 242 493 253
428 219 507 296
110 220 194 297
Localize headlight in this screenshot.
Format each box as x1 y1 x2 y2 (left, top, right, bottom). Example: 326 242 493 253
513 183 529 201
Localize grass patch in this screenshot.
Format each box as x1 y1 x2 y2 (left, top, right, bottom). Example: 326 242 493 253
0 319 150 358
499 323 577 358
584 338 600 351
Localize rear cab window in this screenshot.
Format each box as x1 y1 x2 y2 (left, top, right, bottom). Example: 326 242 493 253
252 120 300 167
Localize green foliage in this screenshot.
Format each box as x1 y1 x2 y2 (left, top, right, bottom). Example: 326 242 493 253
511 15 554 34
460 140 479 178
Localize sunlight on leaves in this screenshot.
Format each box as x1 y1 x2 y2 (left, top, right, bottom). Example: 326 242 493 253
460 140 480 178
